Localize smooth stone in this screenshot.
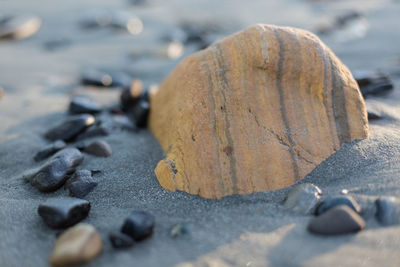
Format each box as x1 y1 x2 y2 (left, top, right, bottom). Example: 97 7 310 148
121 211 155 241
75 125 110 141
69 95 101 114
170 223 191 238
149 24 369 199
66 170 97 198
308 205 366 235
0 14 41 40
375 196 400 226
38 197 90 229
83 140 112 157
34 140 67 162
353 70 393 98
81 68 131 88
28 148 84 192
45 114 95 142
129 98 149 128
112 115 137 131
284 183 322 215
120 79 143 110
49 223 102 267
352 194 377 220
109 232 135 249
315 195 361 216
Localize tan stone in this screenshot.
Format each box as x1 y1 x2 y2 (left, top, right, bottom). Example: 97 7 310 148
49 223 102 267
149 24 369 199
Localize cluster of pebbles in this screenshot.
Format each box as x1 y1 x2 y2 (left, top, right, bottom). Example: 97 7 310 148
284 183 400 235
22 73 157 266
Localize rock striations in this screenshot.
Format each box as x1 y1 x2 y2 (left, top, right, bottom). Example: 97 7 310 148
149 24 369 199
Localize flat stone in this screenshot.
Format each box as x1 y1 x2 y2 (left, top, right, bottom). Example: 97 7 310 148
353 70 393 98
49 223 102 267
75 125 110 141
315 195 361 216
81 68 131 88
83 140 112 157
27 148 83 192
69 95 101 114
38 197 90 229
375 196 400 226
34 140 67 162
308 205 366 235
121 211 155 241
0 14 41 40
149 24 369 199
45 114 95 142
66 170 98 198
109 232 135 249
284 183 322 215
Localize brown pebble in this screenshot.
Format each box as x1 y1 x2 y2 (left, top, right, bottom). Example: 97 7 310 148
49 223 102 267
308 205 366 235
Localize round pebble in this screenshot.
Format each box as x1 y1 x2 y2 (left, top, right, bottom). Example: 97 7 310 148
315 195 361 216
83 140 112 157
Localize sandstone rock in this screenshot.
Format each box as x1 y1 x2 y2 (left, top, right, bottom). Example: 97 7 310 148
149 24 369 199
49 223 102 267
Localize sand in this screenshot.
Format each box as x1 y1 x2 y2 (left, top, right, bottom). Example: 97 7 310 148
0 0 400 266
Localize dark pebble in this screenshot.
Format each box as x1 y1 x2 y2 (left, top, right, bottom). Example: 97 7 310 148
375 196 400 226
112 115 137 131
129 98 150 128
75 125 110 141
69 95 101 114
0 14 41 40
27 148 83 192
120 79 143 110
66 170 97 198
308 205 366 235
45 114 95 142
121 211 155 241
81 68 131 88
34 140 66 162
170 223 192 238
109 232 135 249
283 183 322 215
83 140 112 157
353 70 393 98
38 197 90 229
315 195 361 216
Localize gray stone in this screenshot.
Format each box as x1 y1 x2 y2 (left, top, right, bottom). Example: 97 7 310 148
69 95 101 114
121 211 155 241
45 114 95 142
283 183 322 215
34 140 67 162
109 232 135 249
84 140 112 157
66 170 98 198
315 195 361 216
375 196 400 226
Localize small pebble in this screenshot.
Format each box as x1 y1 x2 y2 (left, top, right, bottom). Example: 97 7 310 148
121 211 155 241
45 114 95 142
109 232 135 249
375 196 400 226
38 197 90 228
66 170 97 198
49 223 102 267
170 223 191 238
81 68 131 88
353 70 393 98
120 79 143 110
75 125 109 141
129 98 150 128
315 195 361 216
352 194 377 219
83 140 112 157
0 14 41 40
34 140 66 162
283 183 322 215
112 115 137 131
69 95 101 114
43 38 72 51
308 205 366 235
27 148 83 192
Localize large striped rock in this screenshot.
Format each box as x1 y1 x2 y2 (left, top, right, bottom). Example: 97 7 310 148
149 24 368 199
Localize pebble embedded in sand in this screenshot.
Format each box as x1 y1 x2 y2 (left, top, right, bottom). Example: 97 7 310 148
121 211 155 241
170 223 191 238
315 195 361 216
45 114 95 142
284 183 322 215
109 232 135 249
149 24 369 199
375 196 400 226
66 170 97 198
34 140 67 162
28 148 83 192
38 197 90 229
69 95 101 114
308 205 366 235
83 140 112 157
49 223 102 267
0 14 41 40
